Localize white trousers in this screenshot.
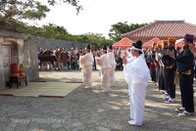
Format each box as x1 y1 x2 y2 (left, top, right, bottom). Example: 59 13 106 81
128 82 146 125
82 65 92 88
101 68 111 90
110 64 116 87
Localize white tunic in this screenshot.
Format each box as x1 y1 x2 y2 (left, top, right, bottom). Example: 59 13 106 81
128 52 132 59
95 54 112 90
79 52 94 88
79 52 94 68
123 54 150 125
108 52 117 87
108 52 116 65
95 54 112 70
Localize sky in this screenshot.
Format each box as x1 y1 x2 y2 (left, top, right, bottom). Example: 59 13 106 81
31 0 196 38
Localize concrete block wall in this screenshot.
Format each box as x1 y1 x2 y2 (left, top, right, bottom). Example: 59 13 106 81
23 44 39 81
25 37 89 50
17 39 25 64
0 37 5 89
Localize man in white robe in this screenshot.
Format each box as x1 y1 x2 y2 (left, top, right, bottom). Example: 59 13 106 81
123 40 150 126
107 45 117 87
95 46 112 92
79 44 94 89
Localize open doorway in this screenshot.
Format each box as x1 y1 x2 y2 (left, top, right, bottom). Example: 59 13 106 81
2 41 18 87
2 45 11 86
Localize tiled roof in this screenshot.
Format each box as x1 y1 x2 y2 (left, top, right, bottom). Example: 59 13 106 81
142 38 161 48
112 37 134 48
121 20 196 39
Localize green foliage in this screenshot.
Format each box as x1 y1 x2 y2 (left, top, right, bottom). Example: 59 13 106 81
17 23 113 48
0 0 112 48
32 24 69 39
0 0 50 21
76 33 112 48
0 0 82 22
109 21 148 42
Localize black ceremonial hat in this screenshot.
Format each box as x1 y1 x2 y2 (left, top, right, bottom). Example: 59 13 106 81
108 45 113 50
132 40 142 50
85 44 91 50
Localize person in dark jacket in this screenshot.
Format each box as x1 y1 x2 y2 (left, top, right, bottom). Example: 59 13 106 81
162 37 177 103
158 40 168 94
149 45 158 84
168 34 195 116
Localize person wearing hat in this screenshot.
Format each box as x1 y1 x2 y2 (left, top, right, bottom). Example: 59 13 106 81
154 43 162 88
123 40 150 126
79 44 94 89
159 40 168 95
157 40 168 95
161 37 177 103
168 34 195 116
107 45 117 87
149 42 159 86
95 45 112 92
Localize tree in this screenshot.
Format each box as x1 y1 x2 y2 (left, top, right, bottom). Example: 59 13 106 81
0 0 82 24
25 23 70 39
77 33 113 48
109 21 148 42
21 23 112 48
0 1 113 48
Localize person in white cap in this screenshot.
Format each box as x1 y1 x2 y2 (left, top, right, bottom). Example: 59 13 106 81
107 45 117 87
79 44 94 89
123 40 150 126
95 45 112 92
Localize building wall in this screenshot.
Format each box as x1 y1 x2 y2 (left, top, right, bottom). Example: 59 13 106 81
0 36 39 90
25 37 89 50
0 37 5 89
17 39 25 64
11 42 19 64
23 44 39 81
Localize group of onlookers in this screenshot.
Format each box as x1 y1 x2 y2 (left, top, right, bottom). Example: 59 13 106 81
38 46 124 71
144 34 195 117
38 47 79 70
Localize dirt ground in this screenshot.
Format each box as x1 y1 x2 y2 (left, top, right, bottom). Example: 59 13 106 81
0 70 195 131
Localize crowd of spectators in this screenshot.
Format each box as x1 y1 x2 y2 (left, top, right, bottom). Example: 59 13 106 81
38 46 124 71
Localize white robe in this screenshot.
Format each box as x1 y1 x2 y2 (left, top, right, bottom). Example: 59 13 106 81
128 52 132 59
95 54 112 90
79 52 94 88
108 52 117 87
123 54 150 125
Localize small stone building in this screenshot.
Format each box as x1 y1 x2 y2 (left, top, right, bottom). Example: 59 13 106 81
0 28 39 90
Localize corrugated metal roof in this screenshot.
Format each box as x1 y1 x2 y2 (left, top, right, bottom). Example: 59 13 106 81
121 20 196 39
